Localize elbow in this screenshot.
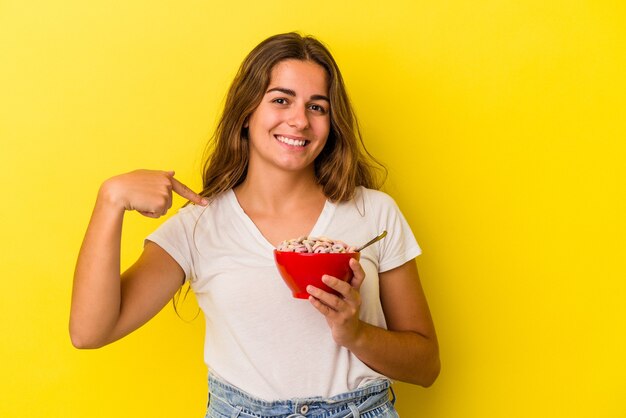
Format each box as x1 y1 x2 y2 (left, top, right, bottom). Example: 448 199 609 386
410 341 441 387
70 336 100 350
419 355 441 388
70 333 102 350
69 324 107 350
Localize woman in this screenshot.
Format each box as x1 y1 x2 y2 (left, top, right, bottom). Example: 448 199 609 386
70 32 439 417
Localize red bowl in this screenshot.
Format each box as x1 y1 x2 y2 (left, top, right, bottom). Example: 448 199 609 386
274 250 360 299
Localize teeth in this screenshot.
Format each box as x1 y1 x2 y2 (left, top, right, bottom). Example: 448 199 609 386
276 135 306 147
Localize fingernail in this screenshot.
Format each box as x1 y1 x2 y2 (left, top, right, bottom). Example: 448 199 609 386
200 198 209 205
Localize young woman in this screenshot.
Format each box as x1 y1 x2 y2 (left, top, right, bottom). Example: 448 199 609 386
70 32 439 417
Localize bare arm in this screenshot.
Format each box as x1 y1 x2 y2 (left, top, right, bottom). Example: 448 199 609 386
308 259 440 387
69 170 206 349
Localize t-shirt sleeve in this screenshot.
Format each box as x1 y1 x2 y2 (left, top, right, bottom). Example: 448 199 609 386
145 210 194 281
375 192 422 273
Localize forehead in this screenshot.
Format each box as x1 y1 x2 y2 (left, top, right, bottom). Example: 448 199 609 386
268 59 329 92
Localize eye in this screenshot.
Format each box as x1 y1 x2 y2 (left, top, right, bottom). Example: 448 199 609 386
272 97 289 105
308 103 328 114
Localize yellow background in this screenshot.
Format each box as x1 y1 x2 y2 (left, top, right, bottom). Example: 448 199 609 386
1 1 625 416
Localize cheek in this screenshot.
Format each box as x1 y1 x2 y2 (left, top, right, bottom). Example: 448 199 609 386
315 117 331 139
247 106 276 131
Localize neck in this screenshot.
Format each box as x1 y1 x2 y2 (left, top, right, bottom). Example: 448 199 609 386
235 165 324 213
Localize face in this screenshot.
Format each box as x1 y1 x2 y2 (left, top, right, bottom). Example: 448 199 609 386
245 59 331 176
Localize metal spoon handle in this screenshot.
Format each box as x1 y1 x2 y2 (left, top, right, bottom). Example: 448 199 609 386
356 230 387 252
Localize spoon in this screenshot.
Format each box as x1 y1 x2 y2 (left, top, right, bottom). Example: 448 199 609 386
355 230 387 252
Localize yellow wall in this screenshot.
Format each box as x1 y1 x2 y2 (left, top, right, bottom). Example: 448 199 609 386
1 1 624 417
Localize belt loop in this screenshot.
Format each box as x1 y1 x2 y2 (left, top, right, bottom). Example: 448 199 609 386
347 402 360 418
389 385 396 405
230 405 243 418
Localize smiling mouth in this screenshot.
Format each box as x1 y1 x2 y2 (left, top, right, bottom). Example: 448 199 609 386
275 135 309 147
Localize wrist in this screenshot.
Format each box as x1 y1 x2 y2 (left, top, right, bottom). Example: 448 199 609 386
97 177 128 212
342 320 369 352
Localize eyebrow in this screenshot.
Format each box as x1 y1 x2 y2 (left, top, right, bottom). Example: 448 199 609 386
266 87 330 102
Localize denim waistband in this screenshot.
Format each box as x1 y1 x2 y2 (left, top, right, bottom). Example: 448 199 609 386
207 372 396 418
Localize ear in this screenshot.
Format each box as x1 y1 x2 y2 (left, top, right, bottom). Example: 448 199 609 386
243 117 249 128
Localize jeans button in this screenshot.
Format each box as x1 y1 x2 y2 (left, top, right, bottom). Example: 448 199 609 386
300 404 309 414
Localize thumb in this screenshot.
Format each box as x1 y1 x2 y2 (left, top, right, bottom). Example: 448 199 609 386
349 257 366 290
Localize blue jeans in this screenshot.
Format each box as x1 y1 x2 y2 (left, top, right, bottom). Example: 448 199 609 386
205 372 399 418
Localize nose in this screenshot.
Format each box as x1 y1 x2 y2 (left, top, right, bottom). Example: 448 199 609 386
287 105 309 130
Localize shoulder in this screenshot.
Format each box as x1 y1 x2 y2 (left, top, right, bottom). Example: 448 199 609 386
166 203 205 227
332 187 403 223
357 186 399 209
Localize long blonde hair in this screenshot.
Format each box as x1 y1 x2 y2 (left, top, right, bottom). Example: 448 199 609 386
199 32 386 202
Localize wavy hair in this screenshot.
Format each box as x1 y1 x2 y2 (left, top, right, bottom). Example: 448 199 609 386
199 32 386 202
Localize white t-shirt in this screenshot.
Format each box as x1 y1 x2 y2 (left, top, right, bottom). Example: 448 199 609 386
147 186 421 400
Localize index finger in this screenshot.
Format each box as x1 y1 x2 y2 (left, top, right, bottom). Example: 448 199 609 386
171 177 208 206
